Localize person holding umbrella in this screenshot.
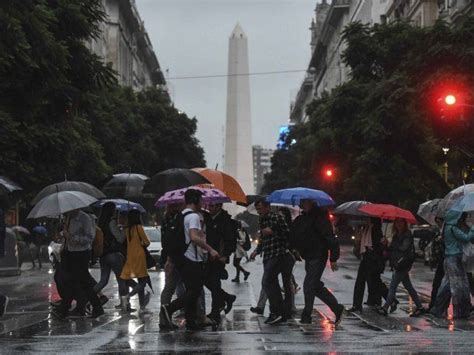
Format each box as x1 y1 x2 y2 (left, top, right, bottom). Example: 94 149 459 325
430 210 474 319
120 209 152 314
376 218 426 317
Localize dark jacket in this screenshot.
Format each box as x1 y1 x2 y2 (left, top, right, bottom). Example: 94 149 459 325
290 207 340 262
388 230 414 269
160 211 180 261
205 209 238 258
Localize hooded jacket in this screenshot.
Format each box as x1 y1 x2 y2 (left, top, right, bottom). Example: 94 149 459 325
205 209 238 258
443 210 474 256
290 207 340 262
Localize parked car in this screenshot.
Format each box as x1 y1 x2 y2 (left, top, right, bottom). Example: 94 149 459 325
143 226 162 269
411 224 439 259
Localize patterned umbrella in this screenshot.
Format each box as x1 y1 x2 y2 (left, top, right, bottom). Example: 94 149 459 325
155 187 230 207
417 199 442 225
436 184 474 218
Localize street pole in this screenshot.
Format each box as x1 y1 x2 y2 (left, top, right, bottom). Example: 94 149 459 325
442 147 450 184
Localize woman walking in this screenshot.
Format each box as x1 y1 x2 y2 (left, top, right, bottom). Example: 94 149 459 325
93 202 130 310
377 218 425 317
120 209 151 314
232 221 250 282
430 211 474 319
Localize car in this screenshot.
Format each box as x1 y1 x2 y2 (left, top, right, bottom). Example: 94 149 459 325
143 226 162 269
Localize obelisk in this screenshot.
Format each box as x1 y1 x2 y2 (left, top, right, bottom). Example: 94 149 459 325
224 23 254 194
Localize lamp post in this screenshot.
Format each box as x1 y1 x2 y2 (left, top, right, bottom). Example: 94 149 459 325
442 147 450 183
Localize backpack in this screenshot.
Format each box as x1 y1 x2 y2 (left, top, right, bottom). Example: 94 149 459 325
92 226 104 258
242 230 251 251
162 211 196 262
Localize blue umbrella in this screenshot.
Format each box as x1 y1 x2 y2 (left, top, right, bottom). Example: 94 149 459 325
32 225 48 235
94 199 146 213
266 187 335 207
449 192 474 213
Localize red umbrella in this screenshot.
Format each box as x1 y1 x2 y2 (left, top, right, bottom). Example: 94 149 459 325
358 204 418 224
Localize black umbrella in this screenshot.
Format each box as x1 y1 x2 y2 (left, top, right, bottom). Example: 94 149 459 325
143 168 210 197
102 173 149 199
333 201 371 216
31 181 105 205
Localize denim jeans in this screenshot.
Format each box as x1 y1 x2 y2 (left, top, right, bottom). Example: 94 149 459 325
384 270 422 309
93 252 127 296
303 256 340 316
262 253 294 317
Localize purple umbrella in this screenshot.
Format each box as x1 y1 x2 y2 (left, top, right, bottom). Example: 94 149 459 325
155 187 231 207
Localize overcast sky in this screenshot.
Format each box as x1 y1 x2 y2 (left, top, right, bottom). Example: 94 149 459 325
136 0 316 168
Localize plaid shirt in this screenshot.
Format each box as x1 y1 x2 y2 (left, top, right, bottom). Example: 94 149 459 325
255 211 290 261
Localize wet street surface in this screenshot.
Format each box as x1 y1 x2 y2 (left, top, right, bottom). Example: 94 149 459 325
1 246 474 354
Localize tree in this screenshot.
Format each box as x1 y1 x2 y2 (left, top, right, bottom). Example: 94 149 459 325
264 19 474 209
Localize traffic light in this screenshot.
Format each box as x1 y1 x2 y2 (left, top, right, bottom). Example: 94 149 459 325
322 167 335 180
325 169 333 178
444 94 457 106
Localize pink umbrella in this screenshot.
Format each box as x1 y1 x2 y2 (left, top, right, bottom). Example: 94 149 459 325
155 187 231 207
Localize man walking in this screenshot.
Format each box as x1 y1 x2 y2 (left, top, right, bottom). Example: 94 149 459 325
161 189 220 330
53 209 104 319
204 203 238 323
290 199 344 326
250 199 294 324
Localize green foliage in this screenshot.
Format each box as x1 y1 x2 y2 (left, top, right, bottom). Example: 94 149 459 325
264 19 474 209
0 0 205 201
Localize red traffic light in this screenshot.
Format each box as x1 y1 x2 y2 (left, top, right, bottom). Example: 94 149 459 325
444 94 457 106
325 169 333 177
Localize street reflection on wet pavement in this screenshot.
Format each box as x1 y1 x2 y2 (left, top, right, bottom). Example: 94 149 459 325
1 246 474 353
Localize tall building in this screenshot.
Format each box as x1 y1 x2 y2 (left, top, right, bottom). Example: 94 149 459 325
88 0 167 91
224 23 254 194
290 0 390 124
253 146 274 194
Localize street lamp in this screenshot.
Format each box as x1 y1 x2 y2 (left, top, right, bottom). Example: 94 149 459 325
442 147 450 183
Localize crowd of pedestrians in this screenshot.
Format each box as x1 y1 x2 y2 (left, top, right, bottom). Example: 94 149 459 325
3 187 472 331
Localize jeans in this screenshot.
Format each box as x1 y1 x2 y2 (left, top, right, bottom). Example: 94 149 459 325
431 255 471 319
168 258 205 325
160 262 184 324
303 256 340 316
257 286 268 311
384 270 422 309
262 253 294 318
61 250 101 312
94 252 127 296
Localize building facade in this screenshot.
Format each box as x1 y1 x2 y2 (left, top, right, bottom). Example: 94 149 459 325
253 145 274 194
88 0 166 91
290 0 473 125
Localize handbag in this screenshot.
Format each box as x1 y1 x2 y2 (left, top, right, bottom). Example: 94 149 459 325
144 247 156 269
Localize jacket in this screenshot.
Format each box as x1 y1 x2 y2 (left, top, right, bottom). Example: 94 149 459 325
443 210 474 256
205 209 238 258
388 230 413 269
290 207 340 262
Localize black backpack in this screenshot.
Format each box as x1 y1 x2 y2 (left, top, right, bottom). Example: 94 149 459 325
162 211 196 262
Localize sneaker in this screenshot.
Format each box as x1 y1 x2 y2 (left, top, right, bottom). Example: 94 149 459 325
347 306 362 313
115 303 122 310
160 305 173 327
68 308 86 318
122 304 136 313
334 305 345 326
225 295 237 314
390 300 399 314
231 278 240 283
89 307 104 318
410 307 426 317
250 306 264 315
99 295 109 306
300 313 312 324
244 271 250 281
265 314 285 325
0 295 9 317
375 306 388 316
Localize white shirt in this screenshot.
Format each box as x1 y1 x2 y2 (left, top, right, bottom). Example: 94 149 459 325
183 208 206 262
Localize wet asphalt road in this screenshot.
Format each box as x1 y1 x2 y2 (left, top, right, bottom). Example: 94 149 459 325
0 246 473 354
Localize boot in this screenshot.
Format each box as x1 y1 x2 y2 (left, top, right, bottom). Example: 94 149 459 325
121 296 130 313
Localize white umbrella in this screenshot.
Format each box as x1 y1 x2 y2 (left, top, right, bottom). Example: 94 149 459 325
247 202 301 220
417 199 442 226
27 191 98 219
